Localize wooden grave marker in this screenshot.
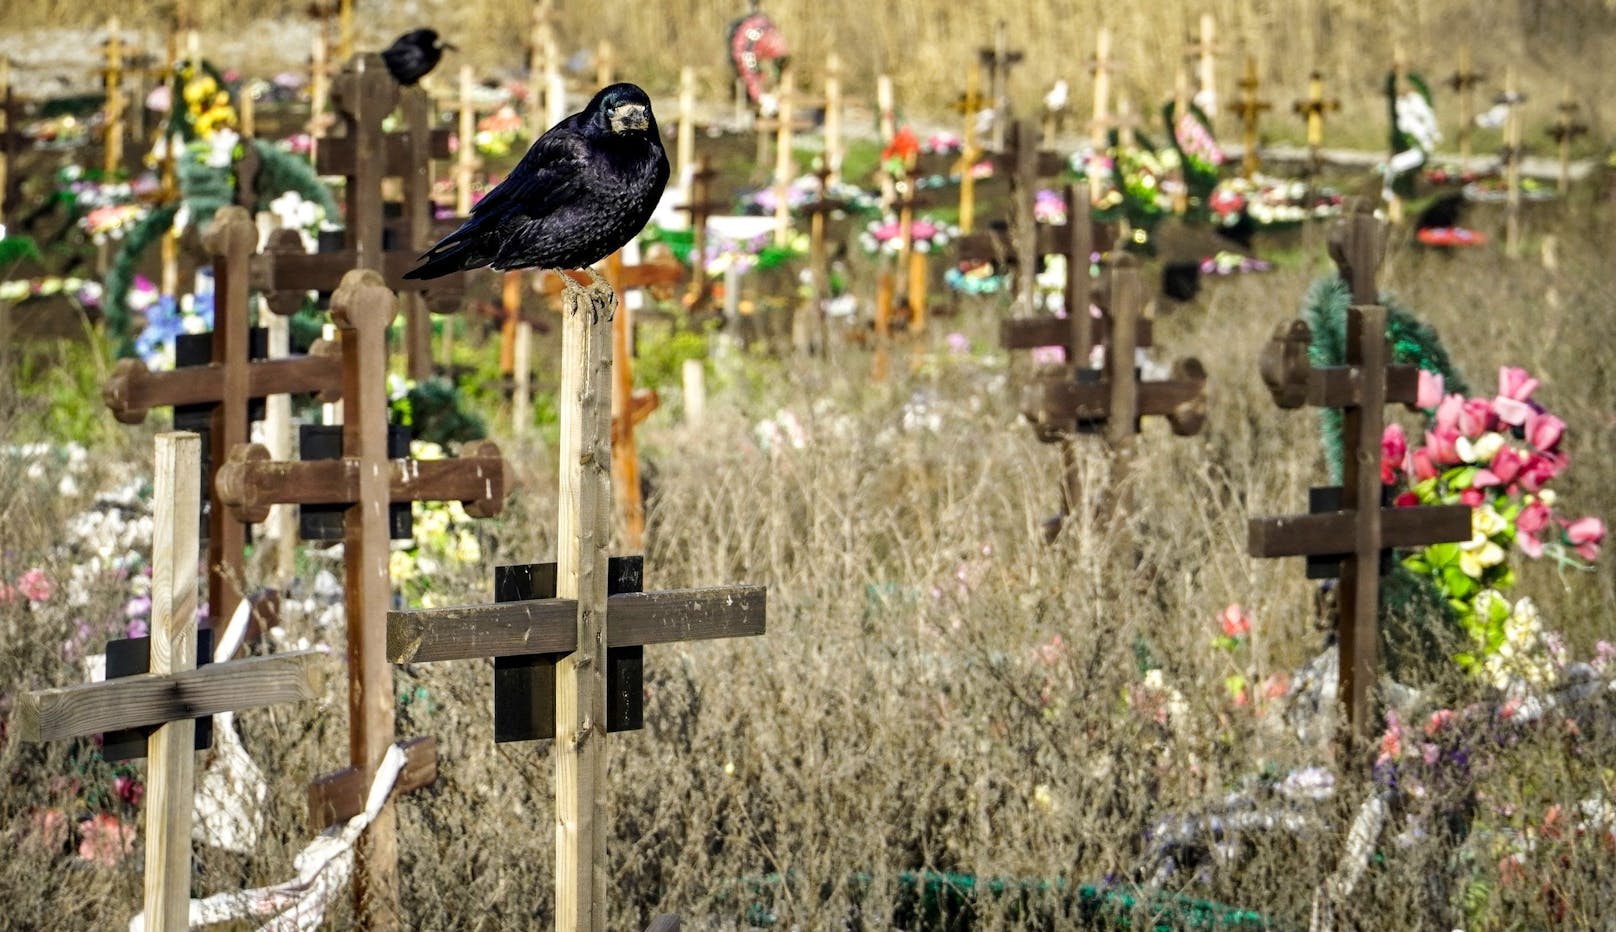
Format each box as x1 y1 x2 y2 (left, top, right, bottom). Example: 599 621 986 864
387 281 766 932
802 161 853 349
1187 13 1221 117
1233 55 1271 179
675 155 725 312
1548 88 1587 195
215 270 509 925
103 207 341 631
978 19 1025 151
977 120 1066 314
1085 26 1117 206
1292 70 1340 176
953 63 989 233
1247 205 1471 744
101 17 127 174
18 432 322 932
1444 46 1484 171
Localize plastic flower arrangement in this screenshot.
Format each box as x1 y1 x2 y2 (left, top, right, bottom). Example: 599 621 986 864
0 275 105 309
1210 176 1343 228
474 105 528 159
133 270 215 370
1033 188 1067 225
740 174 877 216
1385 367 1605 686
859 215 957 257
388 440 487 609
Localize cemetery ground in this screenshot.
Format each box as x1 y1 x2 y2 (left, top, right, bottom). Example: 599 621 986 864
2 195 1615 928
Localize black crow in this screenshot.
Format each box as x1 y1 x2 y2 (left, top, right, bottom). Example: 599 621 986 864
403 83 670 285
381 29 454 87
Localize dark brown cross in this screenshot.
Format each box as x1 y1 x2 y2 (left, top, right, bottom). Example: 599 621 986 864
104 207 342 632
1232 55 1271 179
1246 204 1471 746
1548 92 1588 194
17 431 323 932
977 19 1025 151
675 155 726 312
1445 46 1484 168
996 185 1109 362
802 162 852 343
259 53 467 381
987 121 1066 313
213 270 509 924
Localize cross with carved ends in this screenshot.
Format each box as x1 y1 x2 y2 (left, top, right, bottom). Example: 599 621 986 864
1247 203 1472 746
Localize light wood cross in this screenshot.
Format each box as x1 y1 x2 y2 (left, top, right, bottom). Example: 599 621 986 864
977 19 1025 151
215 270 509 925
386 282 766 932
18 432 322 932
1444 46 1484 171
1247 204 1471 745
1232 55 1271 179
1292 70 1340 176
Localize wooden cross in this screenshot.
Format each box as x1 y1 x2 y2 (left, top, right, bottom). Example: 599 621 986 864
1247 204 1471 745
215 270 510 926
1086 26 1116 206
1292 70 1340 175
978 19 1025 151
386 280 766 932
954 63 988 233
1499 69 1527 257
102 16 126 174
1444 46 1484 171
18 432 322 932
1548 88 1588 195
1186 13 1221 117
889 166 933 335
104 208 342 632
284 52 467 380
672 157 726 314
823 52 844 184
1232 55 1270 179
990 121 1066 313
802 161 852 348
996 186 1110 363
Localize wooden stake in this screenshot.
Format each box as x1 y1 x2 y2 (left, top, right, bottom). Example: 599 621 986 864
1088 28 1112 205
1504 67 1523 258
956 64 986 233
681 358 705 427
1194 13 1218 116
457 65 477 215
103 17 125 174
509 272 530 436
143 431 201 932
676 66 696 194
772 68 795 247
310 31 330 157
338 0 354 62
873 272 893 382
264 309 297 585
824 53 843 184
877 74 895 208
555 282 617 932
1170 67 1190 215
609 251 647 549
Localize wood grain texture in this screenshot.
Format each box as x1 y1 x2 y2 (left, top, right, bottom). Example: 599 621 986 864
314 128 452 176
307 736 438 830
144 432 201 932
1247 503 1471 557
556 282 617 932
387 586 768 662
205 206 258 637
1105 255 1142 447
16 652 322 741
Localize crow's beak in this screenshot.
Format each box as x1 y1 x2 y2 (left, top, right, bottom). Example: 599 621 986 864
436 39 457 51
608 102 650 133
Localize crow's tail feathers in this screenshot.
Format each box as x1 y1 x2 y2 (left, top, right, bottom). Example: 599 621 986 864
402 242 475 281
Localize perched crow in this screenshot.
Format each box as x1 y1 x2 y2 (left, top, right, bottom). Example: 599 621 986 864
381 29 454 87
404 83 670 282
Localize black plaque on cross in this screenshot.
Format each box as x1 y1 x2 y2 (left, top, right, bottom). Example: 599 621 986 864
492 556 646 742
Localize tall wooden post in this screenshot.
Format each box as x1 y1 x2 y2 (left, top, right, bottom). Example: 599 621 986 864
508 272 530 436
530 1 559 142
955 65 986 233
608 252 646 548
595 39 615 89
1446 46 1482 172
338 0 354 62
1293 70 1339 176
1503 67 1523 257
143 431 201 932
401 88 435 382
1234 55 1270 179
556 281 617 932
456 65 477 215
103 17 125 174
876 73 895 209
824 52 843 184
310 31 330 160
772 68 795 247
979 19 1023 152
1193 13 1218 116
1087 28 1112 205
676 66 696 195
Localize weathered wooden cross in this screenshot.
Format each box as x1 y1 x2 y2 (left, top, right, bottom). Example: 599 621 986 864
1186 13 1221 117
987 120 1066 313
1292 70 1340 175
953 64 989 233
1548 87 1587 195
1085 26 1117 205
251 52 468 381
215 270 510 925
1444 46 1484 171
386 281 767 932
1233 55 1271 179
978 19 1025 151
676 155 724 312
18 432 323 932
101 16 127 174
1246 204 1471 745
802 161 852 349
104 207 342 631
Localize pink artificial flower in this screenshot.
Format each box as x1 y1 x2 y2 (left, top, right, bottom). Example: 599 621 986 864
1488 448 1524 486
113 774 144 806
1425 708 1456 736
945 332 970 355
1416 370 1445 410
1381 424 1407 484
1394 491 1420 508
1421 743 1441 766
1518 453 1563 492
0 582 15 605
1377 710 1404 766
1029 346 1064 366
1219 603 1252 638
1433 394 1465 433
25 808 67 853
1411 448 1439 482
1426 427 1463 467
1525 411 1565 452
1472 468 1502 489
1565 516 1606 562
1459 487 1485 507
1457 398 1495 439
15 568 52 603
1497 366 1539 402
77 813 136 867
1517 501 1552 558
1261 672 1290 700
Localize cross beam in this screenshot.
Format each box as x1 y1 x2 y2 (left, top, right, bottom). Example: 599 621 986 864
17 432 322 932
1246 204 1471 746
214 270 507 923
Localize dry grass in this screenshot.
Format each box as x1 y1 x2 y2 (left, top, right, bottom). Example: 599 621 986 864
1 191 1614 929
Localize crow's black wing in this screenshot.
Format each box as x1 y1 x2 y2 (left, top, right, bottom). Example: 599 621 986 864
404 126 592 277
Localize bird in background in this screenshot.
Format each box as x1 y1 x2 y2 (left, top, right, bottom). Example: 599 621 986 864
381 29 455 86
404 83 670 301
